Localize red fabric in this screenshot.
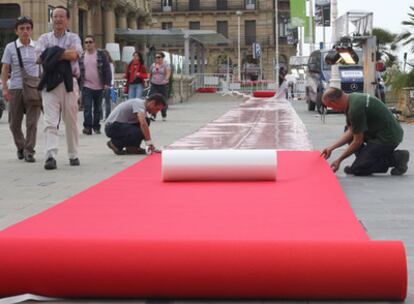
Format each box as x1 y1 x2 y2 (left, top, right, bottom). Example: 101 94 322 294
124 61 147 84
0 151 407 300
197 87 217 93
253 91 276 98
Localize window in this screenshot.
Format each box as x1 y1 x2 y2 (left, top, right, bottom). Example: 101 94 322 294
162 0 172 12
189 0 200 11
217 21 228 38
162 22 173 30
189 21 200 30
0 4 20 69
245 20 256 45
245 0 256 10
216 0 227 10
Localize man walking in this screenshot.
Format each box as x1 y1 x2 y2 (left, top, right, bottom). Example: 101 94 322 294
1 16 42 163
36 6 82 170
321 88 409 176
105 94 166 155
79 35 111 135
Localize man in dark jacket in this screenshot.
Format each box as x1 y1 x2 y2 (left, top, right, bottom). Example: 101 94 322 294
36 6 82 170
79 35 111 135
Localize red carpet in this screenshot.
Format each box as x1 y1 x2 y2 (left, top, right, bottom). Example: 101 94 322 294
0 151 407 300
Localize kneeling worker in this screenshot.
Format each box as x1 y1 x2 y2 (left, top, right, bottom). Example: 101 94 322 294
105 94 166 155
321 88 409 176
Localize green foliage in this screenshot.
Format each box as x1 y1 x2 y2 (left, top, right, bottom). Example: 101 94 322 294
372 27 398 67
395 6 414 52
384 66 414 94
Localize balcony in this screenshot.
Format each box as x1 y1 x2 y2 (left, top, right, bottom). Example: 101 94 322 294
152 1 260 13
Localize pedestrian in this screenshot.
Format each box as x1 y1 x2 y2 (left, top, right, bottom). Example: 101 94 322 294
36 6 82 170
125 51 147 99
105 94 166 155
79 35 111 135
320 88 409 176
1 16 42 163
148 51 171 121
102 49 115 119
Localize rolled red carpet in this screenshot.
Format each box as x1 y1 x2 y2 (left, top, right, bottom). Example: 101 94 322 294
0 151 407 300
253 91 275 98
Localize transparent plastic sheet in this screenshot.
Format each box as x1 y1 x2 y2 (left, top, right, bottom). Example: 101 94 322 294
167 97 312 150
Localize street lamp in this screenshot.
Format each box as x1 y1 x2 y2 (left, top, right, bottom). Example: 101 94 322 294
236 10 242 81
329 0 341 88
274 0 279 88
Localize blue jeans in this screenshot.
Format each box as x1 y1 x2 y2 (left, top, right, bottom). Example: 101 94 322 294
128 83 144 99
103 88 111 119
82 87 103 131
105 119 151 150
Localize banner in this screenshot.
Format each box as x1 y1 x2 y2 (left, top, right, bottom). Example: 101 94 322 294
304 17 315 44
290 0 307 28
315 0 331 27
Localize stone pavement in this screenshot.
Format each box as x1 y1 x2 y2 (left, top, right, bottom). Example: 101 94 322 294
0 93 413 303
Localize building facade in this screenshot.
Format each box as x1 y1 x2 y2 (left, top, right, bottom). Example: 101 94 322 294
150 0 297 80
0 0 152 61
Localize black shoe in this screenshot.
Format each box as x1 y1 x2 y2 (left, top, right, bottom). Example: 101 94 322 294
93 128 101 134
391 150 410 176
44 157 57 170
344 166 353 175
17 149 24 160
107 140 125 155
24 154 36 163
125 146 146 155
69 158 80 166
82 128 92 135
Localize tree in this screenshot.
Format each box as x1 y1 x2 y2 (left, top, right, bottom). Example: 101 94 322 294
372 28 398 68
395 6 414 52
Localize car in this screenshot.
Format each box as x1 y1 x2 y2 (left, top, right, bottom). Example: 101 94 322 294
305 49 364 113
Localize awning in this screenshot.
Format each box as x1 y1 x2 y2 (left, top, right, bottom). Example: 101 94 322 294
115 28 231 47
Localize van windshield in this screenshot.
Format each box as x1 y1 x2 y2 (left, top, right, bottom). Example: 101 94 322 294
322 50 364 70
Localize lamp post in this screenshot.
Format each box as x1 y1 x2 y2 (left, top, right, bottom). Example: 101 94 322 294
236 10 242 81
329 0 341 88
275 0 279 87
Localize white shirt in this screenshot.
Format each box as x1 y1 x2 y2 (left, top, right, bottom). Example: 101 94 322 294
1 39 40 89
35 31 83 78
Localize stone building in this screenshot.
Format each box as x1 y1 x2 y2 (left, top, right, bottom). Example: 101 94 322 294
0 0 152 60
150 0 297 80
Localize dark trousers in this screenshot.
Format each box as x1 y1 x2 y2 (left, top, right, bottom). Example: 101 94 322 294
105 120 150 150
149 83 168 118
350 142 398 176
103 88 112 119
82 87 103 130
9 89 41 155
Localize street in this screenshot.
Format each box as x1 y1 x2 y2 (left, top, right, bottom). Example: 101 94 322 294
0 93 413 303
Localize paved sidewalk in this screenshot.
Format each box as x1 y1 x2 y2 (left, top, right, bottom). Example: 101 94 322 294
0 94 413 303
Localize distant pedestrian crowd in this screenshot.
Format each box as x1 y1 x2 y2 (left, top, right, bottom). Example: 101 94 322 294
1 7 168 170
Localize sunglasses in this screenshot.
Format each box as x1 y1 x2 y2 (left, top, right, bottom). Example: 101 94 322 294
155 56 162 59
17 16 32 22
85 40 94 44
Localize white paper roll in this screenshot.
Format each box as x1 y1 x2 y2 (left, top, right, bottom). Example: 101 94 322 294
162 150 277 181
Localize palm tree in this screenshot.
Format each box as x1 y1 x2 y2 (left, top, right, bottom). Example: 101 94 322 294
372 28 397 68
395 6 414 52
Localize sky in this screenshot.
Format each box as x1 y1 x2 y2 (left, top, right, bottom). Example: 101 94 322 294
304 0 413 62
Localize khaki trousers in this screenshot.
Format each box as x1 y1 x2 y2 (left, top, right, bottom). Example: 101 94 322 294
9 89 41 156
42 80 79 159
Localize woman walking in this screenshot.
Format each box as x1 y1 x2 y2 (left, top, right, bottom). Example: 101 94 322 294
124 51 147 99
148 51 171 121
